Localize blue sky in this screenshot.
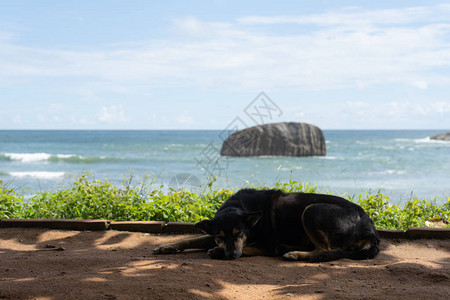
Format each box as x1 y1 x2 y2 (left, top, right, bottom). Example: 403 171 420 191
1 0 449 130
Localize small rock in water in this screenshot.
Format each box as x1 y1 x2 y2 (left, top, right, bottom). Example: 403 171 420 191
430 132 450 141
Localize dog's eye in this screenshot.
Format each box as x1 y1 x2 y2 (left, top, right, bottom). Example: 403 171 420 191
234 231 244 238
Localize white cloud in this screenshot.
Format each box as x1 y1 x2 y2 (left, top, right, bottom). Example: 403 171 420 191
37 114 47 122
237 4 450 26
412 81 428 89
70 116 94 126
285 99 450 129
175 110 195 125
12 114 23 124
0 5 450 92
97 105 129 124
343 99 450 124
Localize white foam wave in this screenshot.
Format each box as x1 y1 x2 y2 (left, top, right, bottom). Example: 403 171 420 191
368 170 406 176
395 137 450 145
3 153 78 162
414 137 450 144
280 166 303 171
56 154 76 159
378 146 395 150
9 171 66 179
5 152 51 162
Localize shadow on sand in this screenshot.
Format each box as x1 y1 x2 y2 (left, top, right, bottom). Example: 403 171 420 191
0 228 449 299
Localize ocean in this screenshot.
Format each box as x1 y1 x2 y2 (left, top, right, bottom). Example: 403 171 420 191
0 130 449 204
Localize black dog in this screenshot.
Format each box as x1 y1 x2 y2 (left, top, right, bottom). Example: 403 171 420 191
153 189 380 262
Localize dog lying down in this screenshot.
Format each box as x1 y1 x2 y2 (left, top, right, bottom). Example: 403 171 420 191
153 189 380 262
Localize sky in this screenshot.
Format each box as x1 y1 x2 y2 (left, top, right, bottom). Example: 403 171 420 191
1 0 450 130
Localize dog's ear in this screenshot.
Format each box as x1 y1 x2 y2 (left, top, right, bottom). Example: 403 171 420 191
245 212 262 227
195 219 212 234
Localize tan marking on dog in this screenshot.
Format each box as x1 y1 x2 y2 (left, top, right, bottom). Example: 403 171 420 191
215 239 225 250
154 235 214 254
304 228 332 251
232 228 239 235
215 231 227 250
357 239 372 250
242 246 263 256
234 233 247 252
316 230 332 250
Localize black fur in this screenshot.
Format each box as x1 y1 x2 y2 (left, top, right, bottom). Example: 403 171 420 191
154 189 380 262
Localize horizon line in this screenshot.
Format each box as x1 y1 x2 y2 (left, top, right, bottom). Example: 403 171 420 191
0 128 448 131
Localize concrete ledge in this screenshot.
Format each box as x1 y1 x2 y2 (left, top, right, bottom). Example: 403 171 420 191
0 219 54 229
377 229 406 239
109 221 164 233
50 219 109 231
162 222 203 234
0 219 109 231
406 227 450 239
1 219 448 239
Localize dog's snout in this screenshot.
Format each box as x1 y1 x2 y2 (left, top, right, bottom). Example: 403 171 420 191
225 249 242 260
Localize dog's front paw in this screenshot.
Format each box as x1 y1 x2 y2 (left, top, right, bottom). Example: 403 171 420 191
207 247 225 259
153 243 179 254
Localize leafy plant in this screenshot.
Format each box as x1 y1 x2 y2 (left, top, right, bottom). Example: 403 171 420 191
1 174 448 230
0 180 24 219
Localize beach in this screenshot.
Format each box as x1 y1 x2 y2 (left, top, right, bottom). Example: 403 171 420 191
0 228 449 299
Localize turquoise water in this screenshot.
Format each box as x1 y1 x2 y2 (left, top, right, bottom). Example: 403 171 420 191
0 130 449 203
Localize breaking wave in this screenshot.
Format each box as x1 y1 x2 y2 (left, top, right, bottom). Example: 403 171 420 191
8 171 66 179
0 153 124 164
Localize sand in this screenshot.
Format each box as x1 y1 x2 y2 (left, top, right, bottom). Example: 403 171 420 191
0 228 449 299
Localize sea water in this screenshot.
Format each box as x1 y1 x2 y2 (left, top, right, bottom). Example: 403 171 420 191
0 130 449 203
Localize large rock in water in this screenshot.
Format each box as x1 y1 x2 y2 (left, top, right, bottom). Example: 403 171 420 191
220 122 326 157
430 132 450 141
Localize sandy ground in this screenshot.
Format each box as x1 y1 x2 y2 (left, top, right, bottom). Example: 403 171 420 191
0 228 449 300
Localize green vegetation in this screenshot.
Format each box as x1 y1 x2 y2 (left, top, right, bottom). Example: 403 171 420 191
1 174 449 230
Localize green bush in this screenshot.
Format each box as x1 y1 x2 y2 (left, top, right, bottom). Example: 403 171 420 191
0 180 24 219
352 192 450 229
0 174 448 230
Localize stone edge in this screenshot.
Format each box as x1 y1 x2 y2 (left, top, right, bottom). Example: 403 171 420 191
0 219 448 239
0 219 109 231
